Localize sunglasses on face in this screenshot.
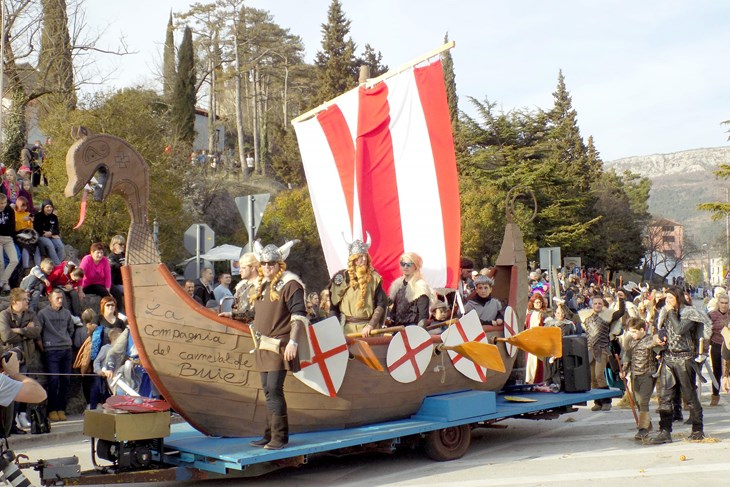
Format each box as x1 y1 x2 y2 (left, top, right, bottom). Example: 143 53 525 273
400 261 414 268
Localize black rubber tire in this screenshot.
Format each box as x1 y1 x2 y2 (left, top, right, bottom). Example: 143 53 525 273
423 424 472 461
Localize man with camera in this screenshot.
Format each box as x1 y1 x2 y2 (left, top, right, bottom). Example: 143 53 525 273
0 289 44 435
0 350 47 437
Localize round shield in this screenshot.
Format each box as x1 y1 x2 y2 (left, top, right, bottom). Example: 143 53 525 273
441 309 489 382
502 305 518 357
293 316 349 397
386 326 434 383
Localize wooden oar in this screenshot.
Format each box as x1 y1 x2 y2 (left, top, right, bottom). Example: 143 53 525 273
349 339 384 372
345 326 405 338
439 341 506 373
425 318 459 331
494 327 562 358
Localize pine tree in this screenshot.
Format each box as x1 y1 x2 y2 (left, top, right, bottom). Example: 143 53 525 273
38 0 76 110
358 44 388 78
314 0 357 104
163 12 177 101
548 70 594 191
171 27 197 145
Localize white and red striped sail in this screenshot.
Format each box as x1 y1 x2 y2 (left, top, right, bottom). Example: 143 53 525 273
293 58 460 290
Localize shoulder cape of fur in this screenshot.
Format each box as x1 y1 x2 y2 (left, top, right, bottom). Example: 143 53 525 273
388 276 432 304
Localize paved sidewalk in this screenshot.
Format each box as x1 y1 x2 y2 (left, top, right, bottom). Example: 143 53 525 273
7 414 86 449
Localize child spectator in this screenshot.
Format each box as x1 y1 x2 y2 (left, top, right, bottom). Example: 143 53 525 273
18 179 36 214
47 261 84 317
621 317 658 440
0 193 18 293
1 169 20 205
13 196 39 271
20 258 54 312
33 200 64 265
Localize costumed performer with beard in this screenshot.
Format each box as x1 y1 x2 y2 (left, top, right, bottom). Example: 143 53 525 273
328 238 388 337
248 240 307 450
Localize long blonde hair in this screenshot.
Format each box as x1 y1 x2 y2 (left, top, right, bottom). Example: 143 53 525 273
252 262 287 302
346 253 372 310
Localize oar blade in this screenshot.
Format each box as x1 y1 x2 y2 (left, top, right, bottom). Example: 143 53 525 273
451 342 506 373
506 327 562 358
349 339 384 372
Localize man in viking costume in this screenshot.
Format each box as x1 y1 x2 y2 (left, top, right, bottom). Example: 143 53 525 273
578 293 625 411
248 240 307 450
328 239 388 337
650 287 712 444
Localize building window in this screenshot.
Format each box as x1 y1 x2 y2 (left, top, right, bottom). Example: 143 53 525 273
662 225 674 232
663 236 675 243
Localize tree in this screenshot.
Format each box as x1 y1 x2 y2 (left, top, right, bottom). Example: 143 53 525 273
163 12 177 101
38 0 76 110
684 267 703 287
358 44 388 78
40 88 190 263
313 0 357 105
171 27 197 146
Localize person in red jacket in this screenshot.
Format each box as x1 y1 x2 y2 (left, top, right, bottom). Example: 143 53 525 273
47 261 84 317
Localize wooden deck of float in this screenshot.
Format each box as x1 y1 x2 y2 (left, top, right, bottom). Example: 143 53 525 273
156 388 622 474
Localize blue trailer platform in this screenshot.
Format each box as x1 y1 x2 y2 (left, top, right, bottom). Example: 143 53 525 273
156 388 621 479
30 388 621 484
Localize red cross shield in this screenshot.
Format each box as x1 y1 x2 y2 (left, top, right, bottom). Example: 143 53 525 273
502 305 519 357
293 317 349 397
386 326 434 383
441 310 489 382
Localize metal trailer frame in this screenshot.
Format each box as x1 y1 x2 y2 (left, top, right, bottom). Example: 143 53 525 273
32 388 621 485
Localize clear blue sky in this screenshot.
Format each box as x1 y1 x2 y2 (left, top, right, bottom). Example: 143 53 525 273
83 0 730 161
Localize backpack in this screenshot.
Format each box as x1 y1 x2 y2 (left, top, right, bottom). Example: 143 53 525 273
29 402 51 434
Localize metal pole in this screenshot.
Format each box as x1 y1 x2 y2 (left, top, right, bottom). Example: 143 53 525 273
195 224 201 279
248 195 255 251
153 218 159 249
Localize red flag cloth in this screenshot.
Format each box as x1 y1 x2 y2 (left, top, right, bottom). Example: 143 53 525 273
293 59 460 290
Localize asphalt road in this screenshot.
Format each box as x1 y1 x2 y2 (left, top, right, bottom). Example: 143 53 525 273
12 390 730 487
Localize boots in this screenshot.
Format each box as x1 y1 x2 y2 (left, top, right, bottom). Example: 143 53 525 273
591 401 602 411
688 424 705 441
650 413 673 444
635 411 651 440
264 414 289 450
249 414 272 447
710 395 720 406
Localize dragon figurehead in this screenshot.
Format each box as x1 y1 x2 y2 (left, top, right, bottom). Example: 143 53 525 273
64 126 157 265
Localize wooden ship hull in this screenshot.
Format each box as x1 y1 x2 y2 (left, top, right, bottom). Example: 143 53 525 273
64 131 528 439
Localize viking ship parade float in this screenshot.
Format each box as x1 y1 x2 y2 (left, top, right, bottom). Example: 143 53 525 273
63 43 562 441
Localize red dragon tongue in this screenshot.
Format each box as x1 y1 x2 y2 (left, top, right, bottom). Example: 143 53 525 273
73 189 88 229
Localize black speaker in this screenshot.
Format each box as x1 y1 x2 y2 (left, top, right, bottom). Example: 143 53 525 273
561 335 591 392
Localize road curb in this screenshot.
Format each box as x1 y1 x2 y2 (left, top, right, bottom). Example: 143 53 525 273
6 418 85 450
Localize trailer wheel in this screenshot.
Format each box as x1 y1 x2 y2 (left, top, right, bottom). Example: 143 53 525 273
423 424 471 461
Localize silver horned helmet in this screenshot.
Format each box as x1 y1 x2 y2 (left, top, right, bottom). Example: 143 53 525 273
344 233 371 256
253 239 300 263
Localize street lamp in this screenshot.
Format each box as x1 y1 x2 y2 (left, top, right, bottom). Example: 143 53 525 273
703 243 711 287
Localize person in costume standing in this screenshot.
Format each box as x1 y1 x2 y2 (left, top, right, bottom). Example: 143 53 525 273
621 317 658 440
707 293 729 406
650 286 712 444
388 252 432 328
524 293 547 384
248 240 307 450
329 239 388 337
579 293 625 411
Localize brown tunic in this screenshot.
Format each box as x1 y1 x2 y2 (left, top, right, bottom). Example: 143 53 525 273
252 275 306 372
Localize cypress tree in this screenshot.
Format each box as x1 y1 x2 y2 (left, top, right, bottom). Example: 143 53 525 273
163 12 177 101
314 0 357 104
171 27 197 145
38 0 76 110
